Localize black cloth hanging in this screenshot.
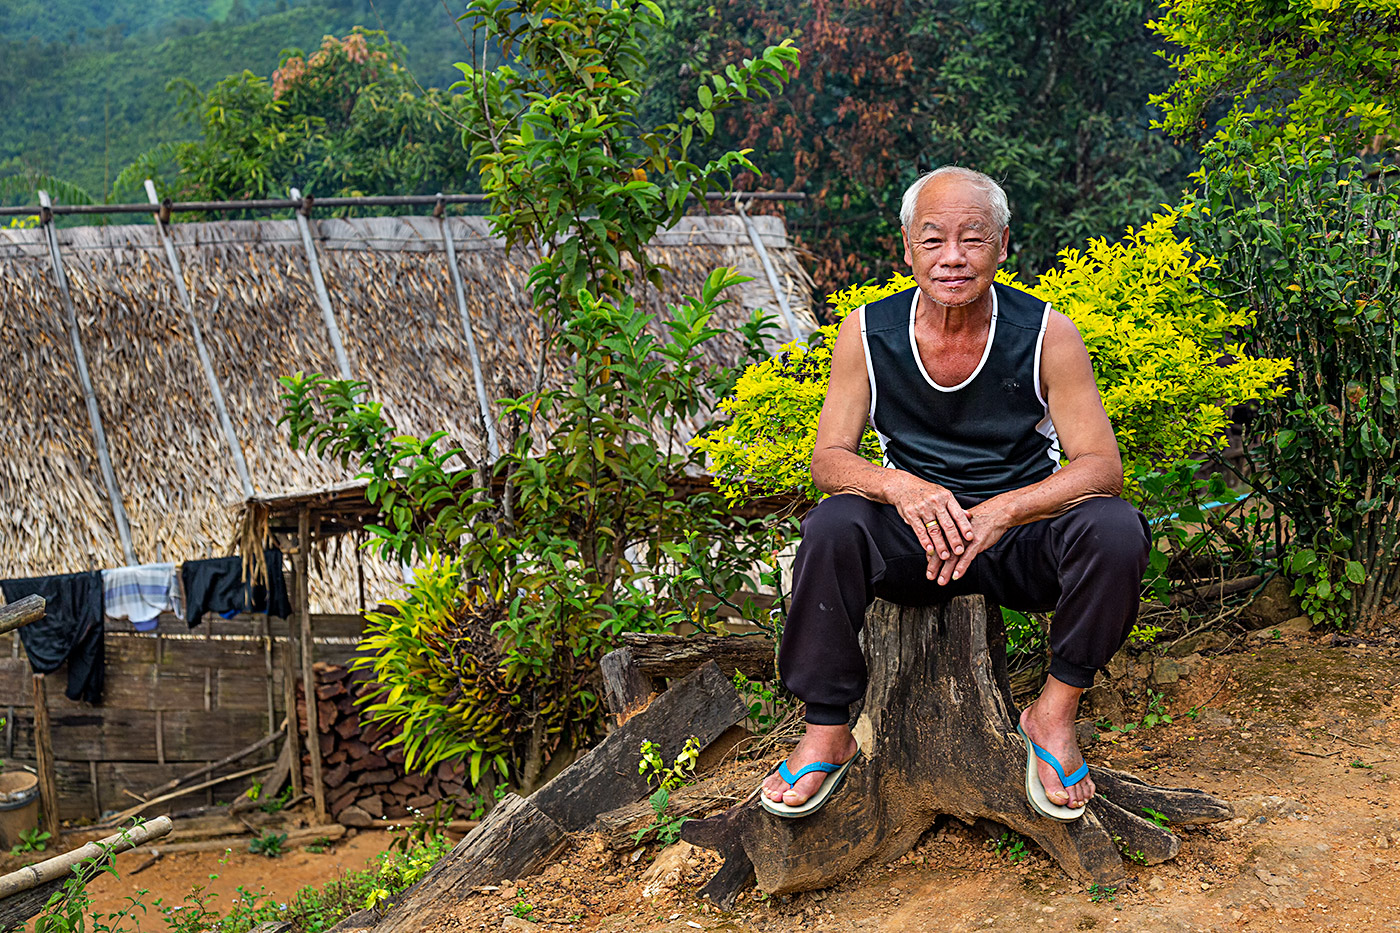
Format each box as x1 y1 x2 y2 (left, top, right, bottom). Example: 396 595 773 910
0 572 105 703
181 549 293 628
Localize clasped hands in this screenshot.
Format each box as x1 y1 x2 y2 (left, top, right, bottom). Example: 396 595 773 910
887 473 1009 585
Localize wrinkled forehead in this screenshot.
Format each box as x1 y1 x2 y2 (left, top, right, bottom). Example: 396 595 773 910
908 179 1001 231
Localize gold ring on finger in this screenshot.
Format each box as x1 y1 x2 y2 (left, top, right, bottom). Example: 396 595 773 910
925 519 939 528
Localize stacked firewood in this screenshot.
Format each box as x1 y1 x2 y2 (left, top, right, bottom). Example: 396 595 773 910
295 662 472 825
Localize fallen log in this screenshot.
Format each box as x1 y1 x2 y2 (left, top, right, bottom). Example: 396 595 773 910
132 823 345 856
353 793 565 933
619 632 776 682
683 597 1233 909
601 633 773 722
531 661 747 831
592 762 766 851
0 595 44 637
345 661 748 933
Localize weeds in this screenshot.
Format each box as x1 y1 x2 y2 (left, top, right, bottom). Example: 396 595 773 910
10 826 50 854
1088 883 1118 903
633 737 701 846
990 830 1028 863
249 830 287 858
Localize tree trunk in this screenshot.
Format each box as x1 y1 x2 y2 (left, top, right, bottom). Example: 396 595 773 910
683 597 1232 908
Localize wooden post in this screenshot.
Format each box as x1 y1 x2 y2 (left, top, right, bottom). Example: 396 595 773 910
31 674 61 838
282 632 303 798
297 507 328 823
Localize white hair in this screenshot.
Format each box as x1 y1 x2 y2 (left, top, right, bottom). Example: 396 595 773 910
899 166 1010 231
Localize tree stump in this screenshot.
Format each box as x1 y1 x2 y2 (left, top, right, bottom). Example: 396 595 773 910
683 596 1233 907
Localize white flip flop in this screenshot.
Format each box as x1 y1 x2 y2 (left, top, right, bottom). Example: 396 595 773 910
759 745 861 819
1017 724 1088 822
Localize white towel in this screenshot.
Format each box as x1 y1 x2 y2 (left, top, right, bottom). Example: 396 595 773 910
102 563 183 632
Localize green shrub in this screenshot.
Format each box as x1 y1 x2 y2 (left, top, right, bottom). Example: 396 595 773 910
694 210 1291 506
1183 147 1400 624
281 1 801 792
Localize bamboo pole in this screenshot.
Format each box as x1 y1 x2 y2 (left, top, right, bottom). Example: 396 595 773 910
93 763 275 829
0 816 173 900
290 188 353 381
0 595 45 637
0 190 802 219
31 674 61 839
297 507 328 823
125 730 282 804
438 202 500 460
734 195 802 342
38 190 136 565
145 179 254 499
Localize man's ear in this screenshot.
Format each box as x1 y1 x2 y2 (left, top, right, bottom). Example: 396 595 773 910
998 226 1010 264
902 226 913 268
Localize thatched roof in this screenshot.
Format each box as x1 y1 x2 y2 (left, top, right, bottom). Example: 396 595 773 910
0 213 814 610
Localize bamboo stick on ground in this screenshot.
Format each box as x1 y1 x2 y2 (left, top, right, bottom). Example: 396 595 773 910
0 817 173 899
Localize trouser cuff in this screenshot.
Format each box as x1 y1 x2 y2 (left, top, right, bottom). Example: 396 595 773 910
1048 654 1098 690
803 701 850 726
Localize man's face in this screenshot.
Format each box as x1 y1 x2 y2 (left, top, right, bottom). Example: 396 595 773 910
901 177 1010 310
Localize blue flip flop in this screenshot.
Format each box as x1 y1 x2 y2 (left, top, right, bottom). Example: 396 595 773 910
1017 724 1088 822
759 745 861 818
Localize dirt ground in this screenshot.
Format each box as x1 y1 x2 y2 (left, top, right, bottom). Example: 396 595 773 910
83 829 396 919
422 629 1400 933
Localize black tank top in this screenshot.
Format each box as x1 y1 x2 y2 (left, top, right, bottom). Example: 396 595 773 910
860 282 1060 500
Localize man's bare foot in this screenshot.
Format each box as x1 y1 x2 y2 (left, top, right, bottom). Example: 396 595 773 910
761 724 859 807
1019 678 1095 809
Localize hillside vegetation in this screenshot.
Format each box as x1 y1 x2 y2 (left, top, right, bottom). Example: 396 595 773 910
0 0 471 200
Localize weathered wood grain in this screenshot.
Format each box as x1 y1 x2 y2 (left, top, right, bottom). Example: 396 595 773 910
619 632 776 682
599 647 655 724
0 595 44 636
32 675 60 838
362 794 565 933
684 597 1234 903
532 661 746 832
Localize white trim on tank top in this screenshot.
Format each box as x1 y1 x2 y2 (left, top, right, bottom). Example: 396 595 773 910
907 285 999 392
858 304 894 465
1032 301 1062 472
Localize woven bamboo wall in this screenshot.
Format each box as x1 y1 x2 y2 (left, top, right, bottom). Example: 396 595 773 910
0 613 364 821
0 214 815 612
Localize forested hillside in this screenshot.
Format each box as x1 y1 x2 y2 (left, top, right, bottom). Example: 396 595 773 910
2 0 1196 288
0 0 471 200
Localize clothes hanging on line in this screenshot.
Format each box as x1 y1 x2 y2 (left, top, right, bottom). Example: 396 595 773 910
0 572 105 703
180 549 292 628
101 562 184 632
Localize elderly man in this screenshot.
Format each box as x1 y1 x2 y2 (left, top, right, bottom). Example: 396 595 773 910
760 167 1150 821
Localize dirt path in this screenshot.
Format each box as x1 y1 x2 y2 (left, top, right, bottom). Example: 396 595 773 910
82 829 396 920
427 632 1400 933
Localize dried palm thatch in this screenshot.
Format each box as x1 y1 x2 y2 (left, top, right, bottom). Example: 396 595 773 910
0 213 814 611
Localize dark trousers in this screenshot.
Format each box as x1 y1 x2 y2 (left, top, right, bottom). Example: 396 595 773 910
779 494 1151 725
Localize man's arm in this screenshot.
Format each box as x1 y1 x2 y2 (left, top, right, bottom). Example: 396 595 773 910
939 310 1123 583
811 308 977 561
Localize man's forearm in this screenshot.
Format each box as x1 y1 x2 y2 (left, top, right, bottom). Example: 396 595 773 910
812 447 902 503
974 453 1123 529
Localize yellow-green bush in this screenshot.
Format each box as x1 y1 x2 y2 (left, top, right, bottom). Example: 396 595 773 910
694 209 1292 504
